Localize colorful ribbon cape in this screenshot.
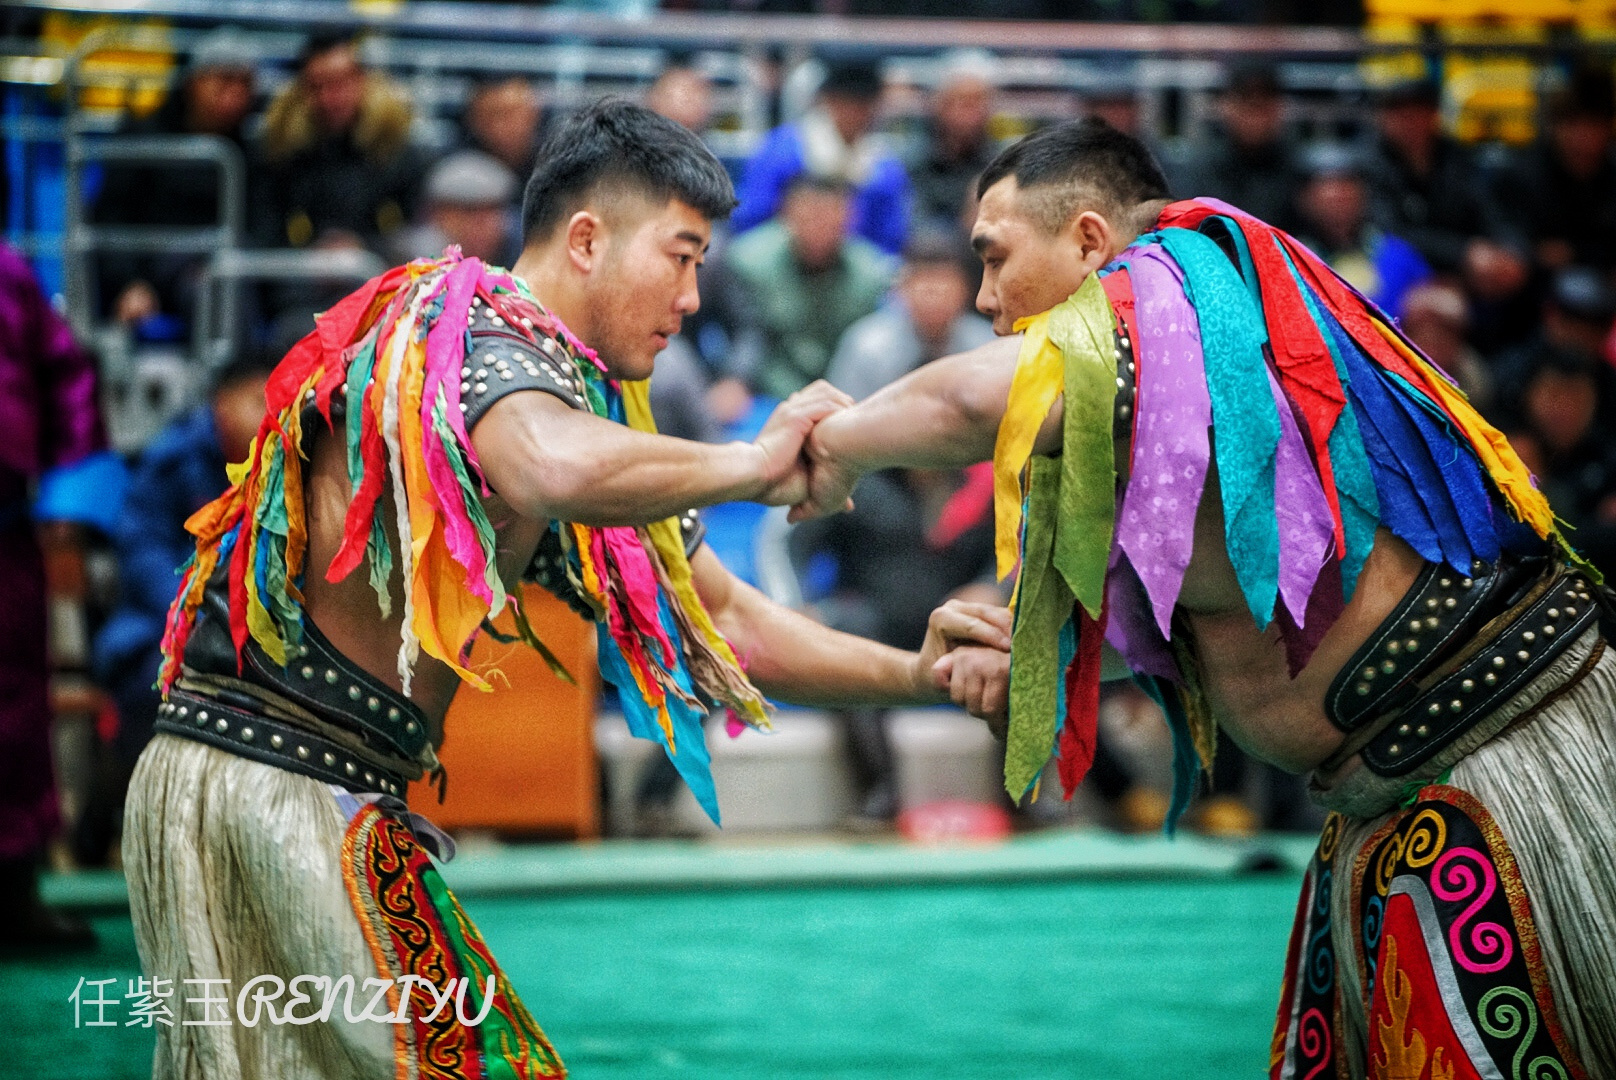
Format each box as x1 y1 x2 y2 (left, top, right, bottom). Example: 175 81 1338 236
158 252 768 823
992 201 1586 830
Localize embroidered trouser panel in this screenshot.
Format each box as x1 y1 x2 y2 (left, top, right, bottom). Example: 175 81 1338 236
1271 640 1616 1079
1272 789 1587 1080
125 733 564 1080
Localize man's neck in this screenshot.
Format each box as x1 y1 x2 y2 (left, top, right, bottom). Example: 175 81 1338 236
1122 198 1173 248
511 246 592 342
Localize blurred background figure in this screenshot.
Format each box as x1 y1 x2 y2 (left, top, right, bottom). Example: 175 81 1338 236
0 244 105 950
1492 269 1616 579
789 465 1000 826
1362 73 1527 315
458 75 547 181
826 228 993 402
1292 143 1429 319
1493 63 1616 281
1168 58 1304 233
645 58 715 137
393 151 521 267
718 175 895 403
258 31 426 253
1082 85 1143 139
1398 282 1492 411
91 27 259 336
76 355 274 867
732 58 911 255
904 50 1000 231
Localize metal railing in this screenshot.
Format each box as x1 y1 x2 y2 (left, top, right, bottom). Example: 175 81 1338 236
191 246 386 368
62 132 246 339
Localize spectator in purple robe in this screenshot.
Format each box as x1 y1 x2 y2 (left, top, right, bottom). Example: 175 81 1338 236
0 244 107 950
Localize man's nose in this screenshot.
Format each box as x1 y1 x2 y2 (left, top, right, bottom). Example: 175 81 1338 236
975 279 996 318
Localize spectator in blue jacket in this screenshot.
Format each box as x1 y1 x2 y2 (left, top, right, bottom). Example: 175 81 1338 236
731 58 911 256
78 355 272 862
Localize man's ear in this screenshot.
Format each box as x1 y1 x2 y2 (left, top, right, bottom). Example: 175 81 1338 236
564 210 604 274
1071 210 1115 273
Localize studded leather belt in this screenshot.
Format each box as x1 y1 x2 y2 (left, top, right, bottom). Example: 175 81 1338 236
1322 559 1601 778
156 615 431 799
154 687 414 798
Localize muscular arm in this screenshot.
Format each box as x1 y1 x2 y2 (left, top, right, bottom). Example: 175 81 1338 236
793 335 1062 520
471 382 845 527
689 545 1010 708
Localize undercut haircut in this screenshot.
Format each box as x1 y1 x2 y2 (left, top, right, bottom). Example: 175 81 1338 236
520 97 737 242
976 117 1171 234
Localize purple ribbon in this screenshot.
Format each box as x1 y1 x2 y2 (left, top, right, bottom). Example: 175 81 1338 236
1114 245 1212 639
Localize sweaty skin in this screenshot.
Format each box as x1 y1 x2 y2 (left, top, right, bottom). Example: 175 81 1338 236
800 176 1431 780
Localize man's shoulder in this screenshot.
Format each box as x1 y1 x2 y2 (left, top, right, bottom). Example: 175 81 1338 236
746 123 806 169
841 236 899 283
143 406 217 462
724 222 793 273
840 305 915 354
948 313 997 353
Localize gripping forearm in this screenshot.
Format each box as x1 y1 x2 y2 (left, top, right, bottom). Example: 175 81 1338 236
725 581 940 707
693 547 941 708
475 396 768 526
813 336 1020 475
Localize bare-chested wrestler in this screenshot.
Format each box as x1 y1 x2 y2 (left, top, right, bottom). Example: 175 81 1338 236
123 99 1006 1080
793 119 1616 1079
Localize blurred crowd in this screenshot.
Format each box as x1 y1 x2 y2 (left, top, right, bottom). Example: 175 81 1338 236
19 30 1616 873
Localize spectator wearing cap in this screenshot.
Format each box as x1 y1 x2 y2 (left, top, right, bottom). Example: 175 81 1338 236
718 175 895 402
1492 269 1616 577
1362 74 1528 309
826 229 994 402
458 76 546 182
904 51 1001 231
392 151 521 267
92 27 260 332
731 59 912 256
1167 58 1307 234
258 32 427 253
1293 144 1430 319
1493 64 1616 278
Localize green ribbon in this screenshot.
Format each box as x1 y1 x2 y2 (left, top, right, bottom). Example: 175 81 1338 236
1005 457 1070 800
1046 273 1119 619
1003 274 1119 799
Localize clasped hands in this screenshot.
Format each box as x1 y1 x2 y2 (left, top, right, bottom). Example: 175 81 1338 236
750 381 1013 733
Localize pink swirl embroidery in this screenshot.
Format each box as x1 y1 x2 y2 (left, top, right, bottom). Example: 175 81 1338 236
1298 1007 1333 1080
1432 846 1513 973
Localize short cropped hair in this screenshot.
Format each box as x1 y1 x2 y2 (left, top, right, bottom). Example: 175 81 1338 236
520 97 736 242
976 117 1170 234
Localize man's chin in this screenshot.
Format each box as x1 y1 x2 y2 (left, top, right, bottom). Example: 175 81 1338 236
600 353 657 383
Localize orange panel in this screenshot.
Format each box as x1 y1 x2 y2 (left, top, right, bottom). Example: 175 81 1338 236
410 586 600 838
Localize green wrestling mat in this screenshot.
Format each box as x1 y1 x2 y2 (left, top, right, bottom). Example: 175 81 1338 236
11 831 1307 1079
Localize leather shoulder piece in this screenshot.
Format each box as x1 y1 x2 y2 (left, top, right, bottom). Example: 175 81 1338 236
461 297 591 432
1113 327 1136 444
678 507 706 559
